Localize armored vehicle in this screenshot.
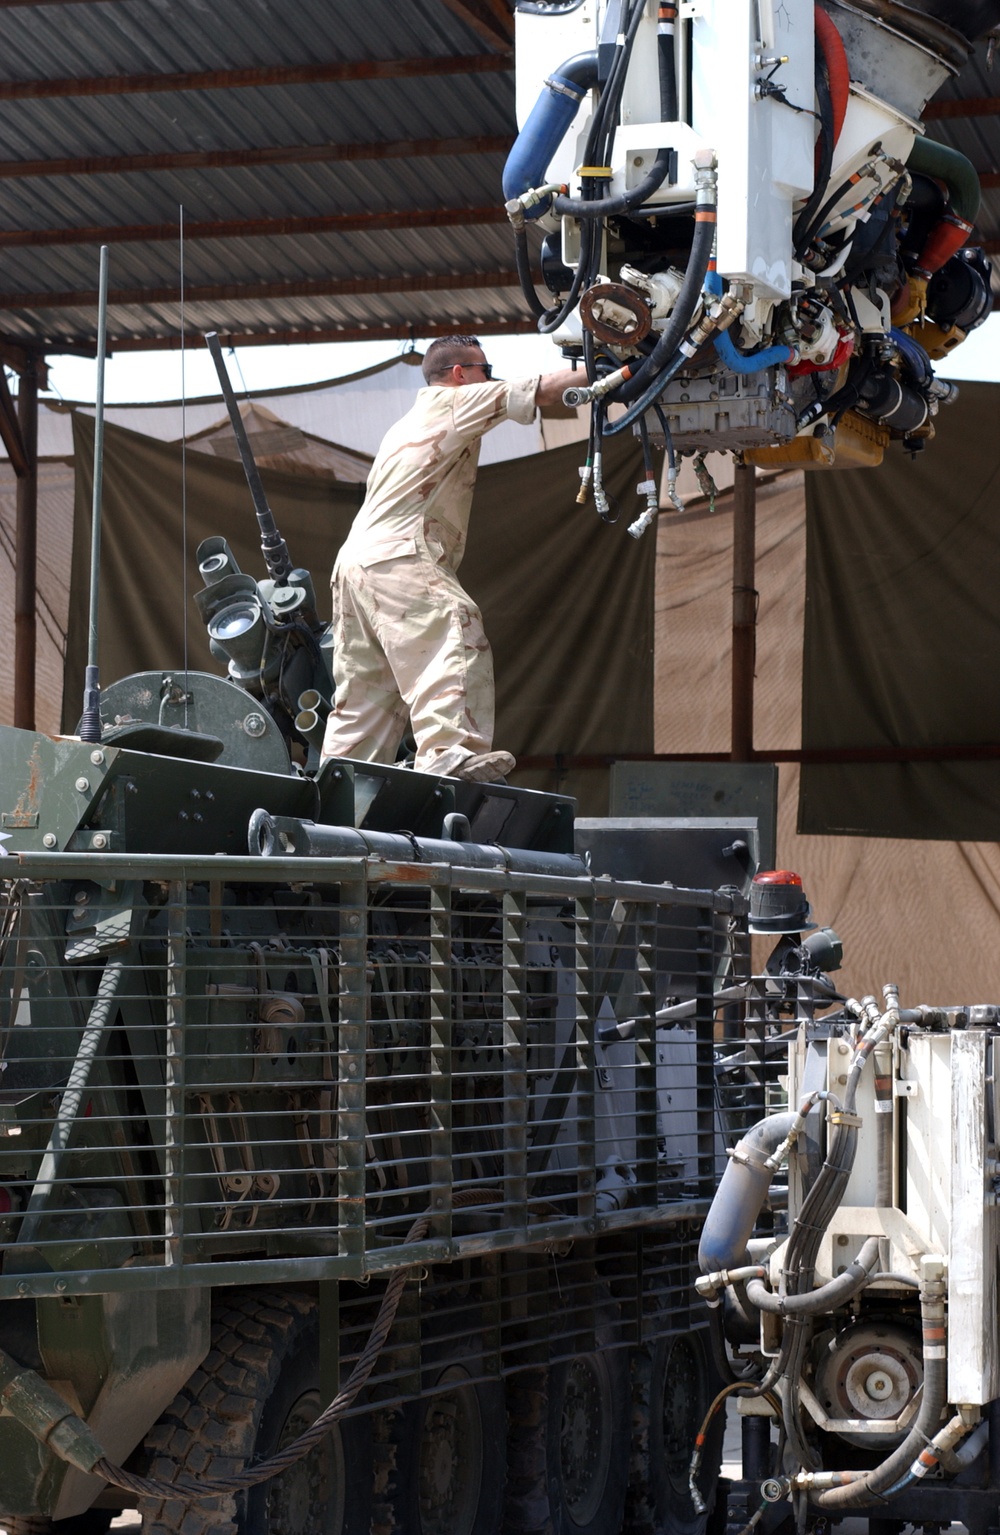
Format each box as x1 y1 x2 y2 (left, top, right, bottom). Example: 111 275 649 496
0 341 761 1535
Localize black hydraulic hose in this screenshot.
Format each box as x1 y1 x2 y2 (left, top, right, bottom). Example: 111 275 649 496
792 53 835 259
591 0 645 153
533 2 643 335
658 2 678 123
553 0 668 220
781 1315 820 1471
613 205 715 404
553 148 674 219
600 232 714 438
638 410 656 483
654 403 677 479
537 209 601 333
514 228 546 318
745 1236 880 1315
583 324 598 384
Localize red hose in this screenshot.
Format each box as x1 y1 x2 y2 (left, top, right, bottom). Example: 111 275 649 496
815 5 850 154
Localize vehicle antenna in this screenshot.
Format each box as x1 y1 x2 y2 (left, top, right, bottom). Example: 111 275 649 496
203 330 292 583
180 205 189 726
78 243 109 744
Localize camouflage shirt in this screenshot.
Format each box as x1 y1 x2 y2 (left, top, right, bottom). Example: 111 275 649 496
337 377 539 574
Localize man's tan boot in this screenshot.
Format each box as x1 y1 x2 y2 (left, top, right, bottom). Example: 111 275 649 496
451 750 516 783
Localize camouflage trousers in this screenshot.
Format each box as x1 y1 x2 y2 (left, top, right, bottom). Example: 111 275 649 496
320 551 496 776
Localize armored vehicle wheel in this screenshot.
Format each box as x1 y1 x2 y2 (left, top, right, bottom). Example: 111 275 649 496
137 1290 372 1535
384 1352 506 1535
625 1330 723 1535
545 1339 630 1535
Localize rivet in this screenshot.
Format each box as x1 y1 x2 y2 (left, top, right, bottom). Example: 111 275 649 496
75 777 90 793
179 811 189 821
54 1279 67 1293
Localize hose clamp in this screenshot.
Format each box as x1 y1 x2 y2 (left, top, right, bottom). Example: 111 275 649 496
546 74 588 103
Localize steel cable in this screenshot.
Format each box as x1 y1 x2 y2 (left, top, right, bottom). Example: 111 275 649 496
94 1189 500 1505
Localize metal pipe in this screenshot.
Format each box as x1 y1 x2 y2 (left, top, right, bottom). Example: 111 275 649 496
13 354 38 730
19 959 125 1247
731 462 757 762
249 810 589 880
205 330 292 583
698 1110 800 1274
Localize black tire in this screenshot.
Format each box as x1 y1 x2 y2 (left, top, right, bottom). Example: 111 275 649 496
387 1351 506 1535
138 1290 372 1535
626 1329 723 1535
503 1367 552 1535
545 1325 630 1535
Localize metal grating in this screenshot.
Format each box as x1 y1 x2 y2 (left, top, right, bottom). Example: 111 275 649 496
0 854 745 1318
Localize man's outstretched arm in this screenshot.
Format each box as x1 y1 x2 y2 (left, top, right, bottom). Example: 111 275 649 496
534 368 580 409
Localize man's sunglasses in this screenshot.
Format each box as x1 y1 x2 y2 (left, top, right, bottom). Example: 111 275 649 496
461 359 493 380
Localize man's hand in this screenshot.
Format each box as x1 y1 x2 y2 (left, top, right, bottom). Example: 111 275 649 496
534 368 582 409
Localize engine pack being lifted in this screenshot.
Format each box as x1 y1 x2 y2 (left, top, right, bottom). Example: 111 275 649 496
504 0 999 514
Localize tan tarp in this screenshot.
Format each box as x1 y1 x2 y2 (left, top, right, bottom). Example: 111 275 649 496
67 414 652 813
800 380 1000 840
655 470 1000 1002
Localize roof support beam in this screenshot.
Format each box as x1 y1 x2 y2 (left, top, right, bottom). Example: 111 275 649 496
924 95 1000 118
0 52 510 102
0 366 29 476
440 0 514 49
0 133 513 182
0 268 526 312
0 204 509 249
103 318 539 352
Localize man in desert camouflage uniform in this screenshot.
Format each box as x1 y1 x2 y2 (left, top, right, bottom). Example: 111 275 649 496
321 336 576 782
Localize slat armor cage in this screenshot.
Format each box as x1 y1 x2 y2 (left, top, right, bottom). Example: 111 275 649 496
0 852 748 1405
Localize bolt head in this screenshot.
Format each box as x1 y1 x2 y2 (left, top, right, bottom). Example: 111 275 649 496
42 833 57 848
243 712 267 738
75 776 90 793
90 749 105 765
92 833 109 850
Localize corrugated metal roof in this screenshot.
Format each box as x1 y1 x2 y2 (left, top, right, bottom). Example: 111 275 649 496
924 46 1000 271
0 0 525 352
0 0 994 354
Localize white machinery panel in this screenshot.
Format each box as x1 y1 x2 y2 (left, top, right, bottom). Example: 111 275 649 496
691 0 814 299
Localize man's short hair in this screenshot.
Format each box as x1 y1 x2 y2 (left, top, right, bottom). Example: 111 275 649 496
422 335 482 385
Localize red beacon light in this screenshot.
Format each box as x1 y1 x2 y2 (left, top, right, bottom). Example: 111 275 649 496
749 869 815 933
